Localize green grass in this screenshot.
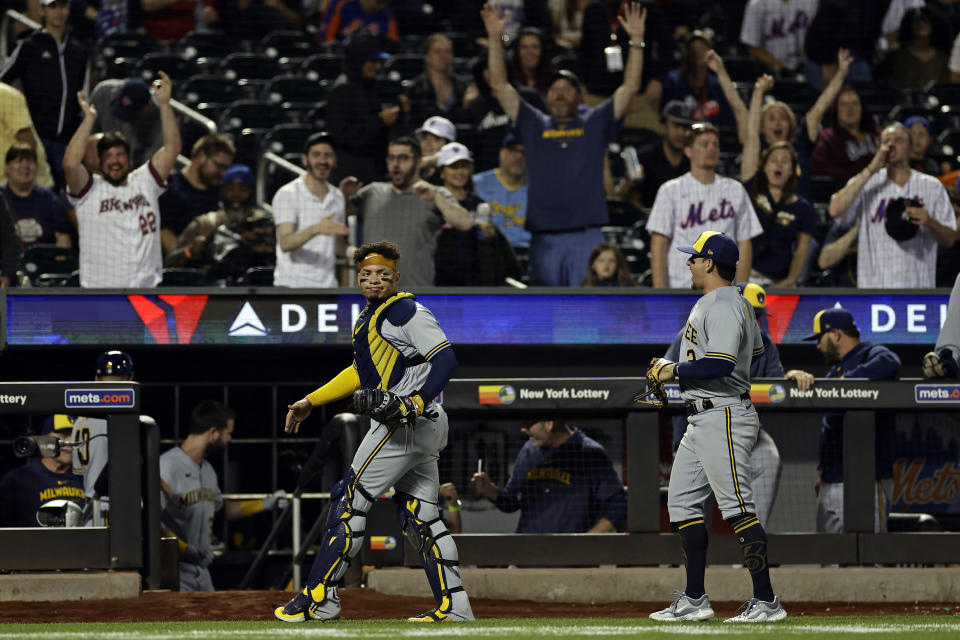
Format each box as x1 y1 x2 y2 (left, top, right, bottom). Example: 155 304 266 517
3 618 960 640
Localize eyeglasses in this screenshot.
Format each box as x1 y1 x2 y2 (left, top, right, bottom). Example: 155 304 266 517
208 158 232 172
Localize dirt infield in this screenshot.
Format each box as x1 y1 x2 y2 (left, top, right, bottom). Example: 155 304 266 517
0 590 958 623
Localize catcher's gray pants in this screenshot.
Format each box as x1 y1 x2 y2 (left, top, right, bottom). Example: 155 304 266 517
936 272 960 360
817 479 892 533
179 561 214 592
351 405 448 501
668 400 759 522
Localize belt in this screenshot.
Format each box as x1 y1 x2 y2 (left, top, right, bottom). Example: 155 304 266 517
685 392 750 417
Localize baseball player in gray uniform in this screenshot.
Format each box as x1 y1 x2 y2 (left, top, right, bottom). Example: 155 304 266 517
160 400 286 591
923 272 960 379
276 240 474 624
648 231 786 623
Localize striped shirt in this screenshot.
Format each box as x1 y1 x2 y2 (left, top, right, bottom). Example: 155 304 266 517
647 173 764 288
272 176 345 287
841 168 956 288
68 162 166 288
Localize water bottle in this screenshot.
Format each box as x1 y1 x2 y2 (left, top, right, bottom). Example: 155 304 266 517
476 202 491 226
622 146 644 183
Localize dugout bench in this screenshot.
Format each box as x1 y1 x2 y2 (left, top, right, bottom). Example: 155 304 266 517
0 382 162 588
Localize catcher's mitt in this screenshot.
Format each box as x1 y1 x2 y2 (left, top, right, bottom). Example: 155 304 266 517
352 388 420 426
633 357 670 408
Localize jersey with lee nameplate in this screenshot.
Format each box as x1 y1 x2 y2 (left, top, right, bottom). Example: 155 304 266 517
679 285 764 401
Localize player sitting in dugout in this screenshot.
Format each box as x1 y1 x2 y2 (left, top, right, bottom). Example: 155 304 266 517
471 419 626 533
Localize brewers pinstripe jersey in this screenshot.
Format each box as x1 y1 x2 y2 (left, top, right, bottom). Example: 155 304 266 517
272 176 345 287
159 446 222 555
841 168 956 288
68 162 167 288
71 416 108 499
679 285 764 400
647 174 764 288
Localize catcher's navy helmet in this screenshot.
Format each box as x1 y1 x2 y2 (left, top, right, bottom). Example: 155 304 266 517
96 350 134 378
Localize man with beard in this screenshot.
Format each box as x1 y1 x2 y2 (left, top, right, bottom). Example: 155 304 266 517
275 240 474 622
341 136 472 287
158 134 236 254
482 2 646 286
63 72 180 288
785 308 901 535
272 133 349 287
160 400 288 591
164 165 273 274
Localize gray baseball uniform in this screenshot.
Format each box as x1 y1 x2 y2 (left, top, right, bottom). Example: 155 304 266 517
71 416 108 499
936 273 960 361
668 285 765 522
159 445 222 592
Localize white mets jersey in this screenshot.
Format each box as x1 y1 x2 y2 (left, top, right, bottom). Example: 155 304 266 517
272 176 345 287
68 162 167 288
841 168 956 288
647 173 764 288
679 285 764 401
159 446 222 554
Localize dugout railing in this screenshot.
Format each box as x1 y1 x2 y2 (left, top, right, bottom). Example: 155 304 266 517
0 382 163 588
410 377 960 568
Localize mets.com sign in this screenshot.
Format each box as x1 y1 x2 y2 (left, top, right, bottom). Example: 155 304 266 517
64 389 136 409
915 384 960 403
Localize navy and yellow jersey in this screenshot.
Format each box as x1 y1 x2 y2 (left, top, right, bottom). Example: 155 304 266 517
0 459 85 527
159 446 222 555
352 293 451 401
679 285 764 401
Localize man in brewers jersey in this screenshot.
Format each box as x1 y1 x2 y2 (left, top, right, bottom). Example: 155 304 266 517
275 240 474 623
160 400 287 591
648 122 763 289
62 70 181 288
828 122 956 288
648 230 786 623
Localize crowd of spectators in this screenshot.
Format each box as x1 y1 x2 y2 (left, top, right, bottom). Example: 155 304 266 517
3 0 960 289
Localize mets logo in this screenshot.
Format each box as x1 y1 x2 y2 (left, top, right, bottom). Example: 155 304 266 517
65 389 135 408
478 385 516 405
915 384 960 403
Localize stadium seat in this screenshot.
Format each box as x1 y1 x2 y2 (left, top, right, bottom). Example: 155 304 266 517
182 30 238 60
259 30 318 59
302 104 328 130
237 266 275 286
301 53 345 82
161 268 214 286
220 53 281 82
134 52 195 83
619 128 661 152
770 76 818 106
266 75 326 109
383 53 424 81
34 271 79 287
96 32 158 63
447 31 479 58
721 56 766 82
888 104 940 128
263 124 316 156
18 245 79 287
808 175 839 207
221 100 287 131
178 75 239 109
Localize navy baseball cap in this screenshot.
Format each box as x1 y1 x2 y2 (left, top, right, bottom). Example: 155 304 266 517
736 282 772 317
904 115 932 132
221 164 255 187
803 307 857 341
548 69 582 92
677 231 739 267
96 350 134 377
42 414 75 435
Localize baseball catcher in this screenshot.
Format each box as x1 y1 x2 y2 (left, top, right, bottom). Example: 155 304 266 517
352 388 438 427
634 357 671 408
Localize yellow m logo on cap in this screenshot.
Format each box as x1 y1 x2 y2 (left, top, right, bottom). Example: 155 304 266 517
811 309 826 335
692 230 722 253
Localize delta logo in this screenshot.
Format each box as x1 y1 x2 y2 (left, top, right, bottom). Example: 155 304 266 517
751 383 786 404
915 384 960 403
369 536 397 551
65 389 135 408
478 384 516 405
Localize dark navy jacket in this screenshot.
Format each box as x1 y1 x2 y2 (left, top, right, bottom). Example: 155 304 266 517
819 342 901 483
495 428 627 533
0 459 85 527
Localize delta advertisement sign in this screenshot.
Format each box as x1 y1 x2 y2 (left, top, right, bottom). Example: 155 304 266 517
4 291 952 346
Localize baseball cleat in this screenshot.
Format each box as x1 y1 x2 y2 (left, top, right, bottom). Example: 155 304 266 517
649 592 715 622
407 607 475 623
274 586 341 623
723 596 787 623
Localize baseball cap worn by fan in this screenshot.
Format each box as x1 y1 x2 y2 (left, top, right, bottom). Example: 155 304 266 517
437 142 472 167
548 69 582 92
221 164 255 187
416 116 456 143
803 308 857 341
110 78 151 123
677 230 739 266
736 282 773 317
662 100 695 125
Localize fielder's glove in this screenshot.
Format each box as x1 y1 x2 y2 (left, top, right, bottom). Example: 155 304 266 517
633 357 672 408
353 388 423 426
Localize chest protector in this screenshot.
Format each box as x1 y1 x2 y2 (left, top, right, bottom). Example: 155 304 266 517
353 292 416 391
